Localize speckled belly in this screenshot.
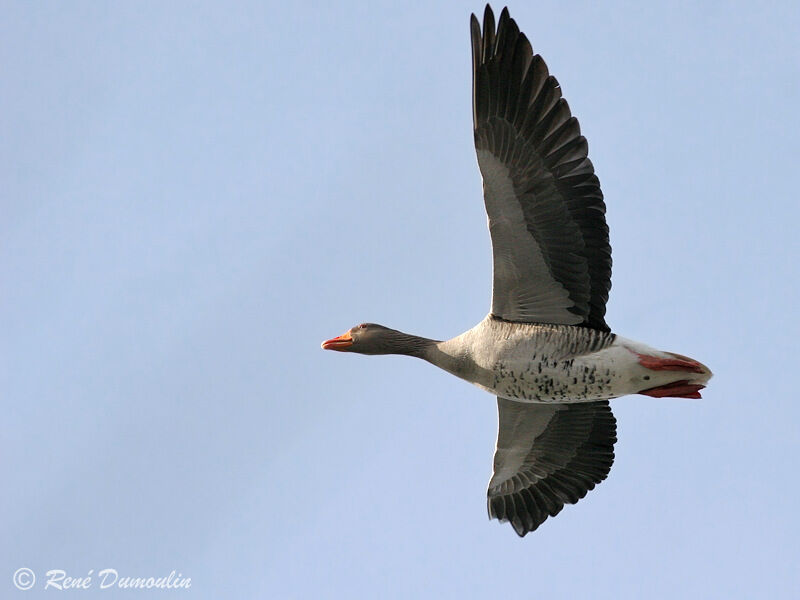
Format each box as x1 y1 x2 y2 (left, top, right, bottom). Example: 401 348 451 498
488 352 624 402
477 338 687 403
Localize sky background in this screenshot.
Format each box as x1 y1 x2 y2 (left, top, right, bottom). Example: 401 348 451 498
3 1 799 598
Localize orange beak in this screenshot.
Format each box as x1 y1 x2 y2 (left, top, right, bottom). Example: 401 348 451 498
321 331 353 351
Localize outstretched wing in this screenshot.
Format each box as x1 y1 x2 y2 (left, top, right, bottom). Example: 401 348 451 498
472 6 612 331
488 398 616 536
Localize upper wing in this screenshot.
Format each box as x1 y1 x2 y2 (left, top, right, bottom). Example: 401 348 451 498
471 6 612 331
488 398 616 536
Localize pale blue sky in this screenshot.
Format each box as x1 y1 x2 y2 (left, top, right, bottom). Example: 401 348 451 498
3 1 799 598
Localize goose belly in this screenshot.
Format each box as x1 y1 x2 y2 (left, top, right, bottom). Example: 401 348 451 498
477 336 674 403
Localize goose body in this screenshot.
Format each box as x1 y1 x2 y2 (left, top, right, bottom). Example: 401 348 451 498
322 5 712 536
427 316 710 403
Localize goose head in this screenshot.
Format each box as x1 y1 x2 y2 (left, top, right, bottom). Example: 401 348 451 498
321 323 435 356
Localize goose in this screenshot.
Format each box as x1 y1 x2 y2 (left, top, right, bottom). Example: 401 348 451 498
322 5 712 537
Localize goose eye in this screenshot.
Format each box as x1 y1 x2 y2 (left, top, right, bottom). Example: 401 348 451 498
358 323 367 329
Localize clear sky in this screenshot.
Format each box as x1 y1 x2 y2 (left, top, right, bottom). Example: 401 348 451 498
3 1 799 598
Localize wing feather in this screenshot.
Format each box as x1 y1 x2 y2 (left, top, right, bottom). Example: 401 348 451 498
488 398 616 536
472 6 612 330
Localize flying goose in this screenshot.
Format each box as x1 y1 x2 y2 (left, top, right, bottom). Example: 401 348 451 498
322 5 712 536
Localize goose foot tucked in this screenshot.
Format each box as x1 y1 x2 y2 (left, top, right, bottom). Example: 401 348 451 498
635 352 706 374
639 380 704 399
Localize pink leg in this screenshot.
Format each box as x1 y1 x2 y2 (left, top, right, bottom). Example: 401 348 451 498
639 380 705 399
635 352 706 374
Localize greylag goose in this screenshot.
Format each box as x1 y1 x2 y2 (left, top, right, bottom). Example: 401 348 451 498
322 5 712 536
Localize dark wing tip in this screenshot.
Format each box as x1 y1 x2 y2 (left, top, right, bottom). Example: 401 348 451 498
483 4 496 33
